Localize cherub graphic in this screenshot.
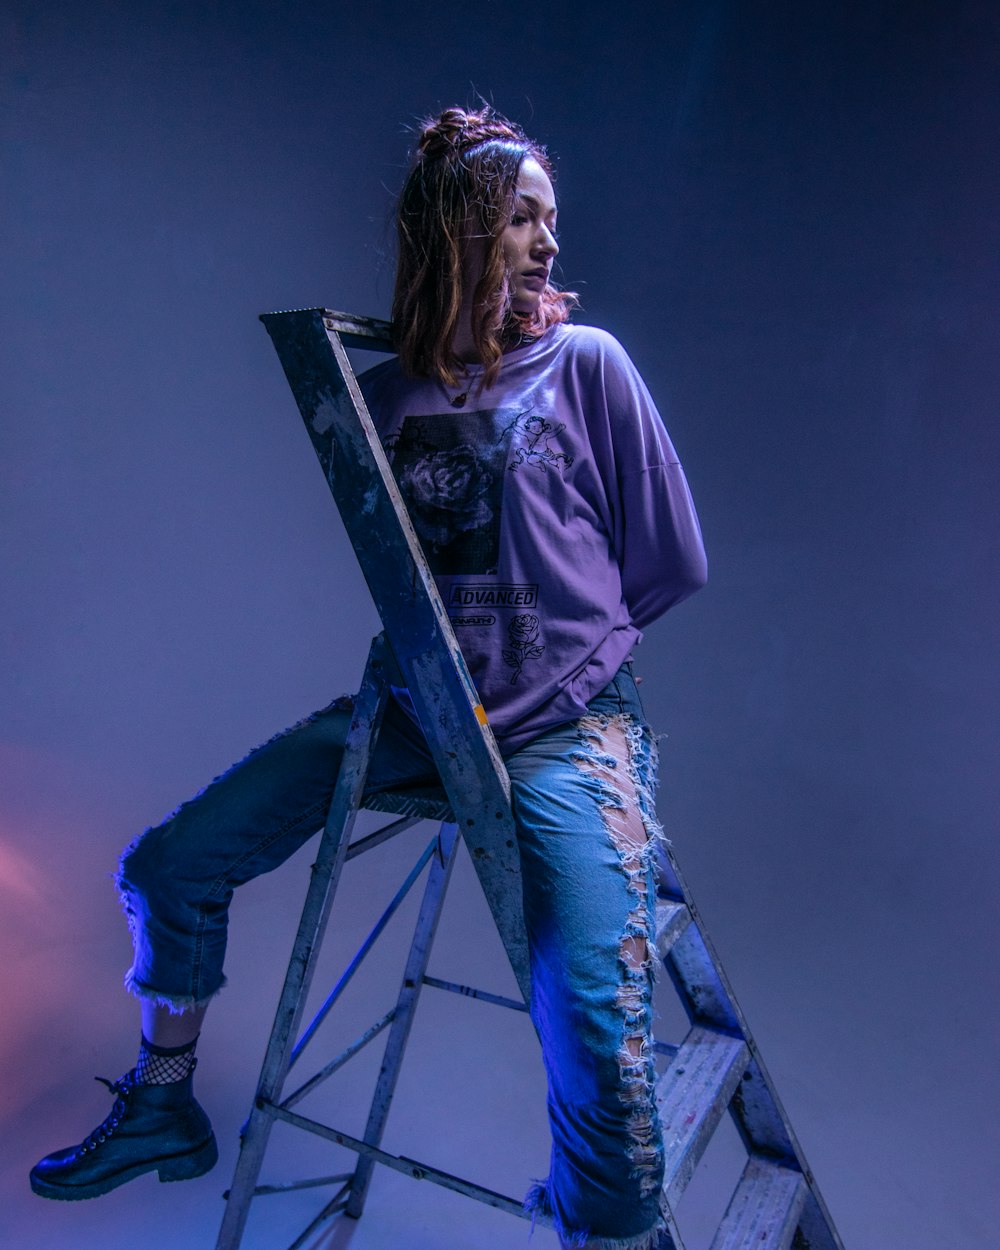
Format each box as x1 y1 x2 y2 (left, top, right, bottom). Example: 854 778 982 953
497 408 574 473
502 614 545 684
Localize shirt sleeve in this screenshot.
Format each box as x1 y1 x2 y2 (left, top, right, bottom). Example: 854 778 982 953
588 331 708 629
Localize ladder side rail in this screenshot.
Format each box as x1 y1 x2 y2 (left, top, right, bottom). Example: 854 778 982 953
215 636 391 1250
261 309 530 998
657 840 845 1249
345 821 462 1217
795 1189 846 1250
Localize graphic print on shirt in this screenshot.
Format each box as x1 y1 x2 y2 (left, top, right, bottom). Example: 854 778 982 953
503 613 544 683
384 405 573 684
499 411 574 474
386 409 510 575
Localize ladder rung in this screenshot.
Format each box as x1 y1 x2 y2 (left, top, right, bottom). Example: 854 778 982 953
730 1055 797 1159
709 1155 806 1250
668 919 741 1031
363 788 452 820
658 1024 749 1204
655 898 692 960
422 975 528 1012
265 1103 535 1222
249 1173 352 1198
320 309 394 351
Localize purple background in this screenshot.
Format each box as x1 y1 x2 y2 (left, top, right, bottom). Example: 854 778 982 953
2 3 997 1248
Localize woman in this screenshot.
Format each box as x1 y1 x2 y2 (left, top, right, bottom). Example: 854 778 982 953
31 106 707 1250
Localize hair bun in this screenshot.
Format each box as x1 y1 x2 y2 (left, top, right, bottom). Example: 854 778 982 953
416 105 525 160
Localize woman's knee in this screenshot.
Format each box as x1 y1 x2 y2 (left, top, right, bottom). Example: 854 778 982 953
117 822 174 914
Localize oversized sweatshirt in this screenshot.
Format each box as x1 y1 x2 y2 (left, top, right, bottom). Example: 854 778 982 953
359 322 707 754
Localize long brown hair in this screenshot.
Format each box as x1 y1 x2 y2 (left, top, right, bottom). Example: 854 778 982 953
392 106 576 388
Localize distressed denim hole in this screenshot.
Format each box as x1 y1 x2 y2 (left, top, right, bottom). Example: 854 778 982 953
571 713 664 1204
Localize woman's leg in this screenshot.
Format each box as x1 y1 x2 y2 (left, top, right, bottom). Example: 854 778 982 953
141 1002 207 1048
116 695 436 1013
508 667 666 1250
30 695 437 1201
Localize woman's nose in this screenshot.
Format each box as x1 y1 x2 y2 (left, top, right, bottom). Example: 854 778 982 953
536 223 559 257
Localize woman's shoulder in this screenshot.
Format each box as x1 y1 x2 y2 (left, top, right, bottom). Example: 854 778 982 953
355 323 636 396
551 321 640 379
358 354 404 390
356 354 418 410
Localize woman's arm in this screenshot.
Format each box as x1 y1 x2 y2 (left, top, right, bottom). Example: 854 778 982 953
582 328 708 629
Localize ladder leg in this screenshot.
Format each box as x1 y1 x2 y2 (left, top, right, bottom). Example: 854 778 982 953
345 820 461 1218
216 637 392 1250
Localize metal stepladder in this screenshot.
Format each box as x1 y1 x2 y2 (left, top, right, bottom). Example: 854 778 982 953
215 308 844 1250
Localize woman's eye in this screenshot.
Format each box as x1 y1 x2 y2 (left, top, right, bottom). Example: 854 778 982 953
510 213 529 226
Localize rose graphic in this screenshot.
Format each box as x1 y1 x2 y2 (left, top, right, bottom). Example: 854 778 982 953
399 446 494 548
502 613 545 684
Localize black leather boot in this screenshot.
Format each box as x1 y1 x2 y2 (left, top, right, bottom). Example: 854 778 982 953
30 1067 217 1200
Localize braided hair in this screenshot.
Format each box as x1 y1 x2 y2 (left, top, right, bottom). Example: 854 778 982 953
392 105 574 387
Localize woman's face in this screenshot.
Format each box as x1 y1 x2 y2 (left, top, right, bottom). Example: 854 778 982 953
501 156 559 315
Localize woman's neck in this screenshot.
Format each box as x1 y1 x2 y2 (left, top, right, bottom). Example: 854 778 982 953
452 308 528 364
451 305 480 363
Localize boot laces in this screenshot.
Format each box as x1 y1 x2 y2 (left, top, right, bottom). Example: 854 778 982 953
79 1072 134 1153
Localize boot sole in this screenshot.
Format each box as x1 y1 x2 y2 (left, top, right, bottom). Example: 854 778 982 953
30 1134 218 1201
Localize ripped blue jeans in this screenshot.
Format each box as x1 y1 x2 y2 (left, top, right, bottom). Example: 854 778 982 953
118 664 666 1249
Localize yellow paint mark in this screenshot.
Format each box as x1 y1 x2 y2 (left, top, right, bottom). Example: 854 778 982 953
473 703 489 726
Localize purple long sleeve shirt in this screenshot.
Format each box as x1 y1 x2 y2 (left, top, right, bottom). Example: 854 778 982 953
360 322 707 753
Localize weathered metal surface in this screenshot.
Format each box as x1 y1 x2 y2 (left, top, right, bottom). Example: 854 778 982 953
260 308 530 999
710 1156 806 1250
655 898 693 961
667 915 741 1031
729 1054 797 1160
322 308 393 351
657 1024 749 1205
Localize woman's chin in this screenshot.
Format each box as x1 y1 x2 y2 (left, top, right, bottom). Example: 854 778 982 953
512 296 541 317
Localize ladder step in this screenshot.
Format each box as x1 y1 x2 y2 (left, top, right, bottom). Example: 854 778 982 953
363 787 452 820
658 1024 749 1205
655 898 692 960
709 1155 806 1250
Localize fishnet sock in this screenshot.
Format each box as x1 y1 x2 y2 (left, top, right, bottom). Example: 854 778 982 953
134 1034 198 1085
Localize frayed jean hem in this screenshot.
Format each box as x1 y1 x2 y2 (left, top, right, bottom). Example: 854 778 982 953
122 970 226 1015
525 1179 668 1250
